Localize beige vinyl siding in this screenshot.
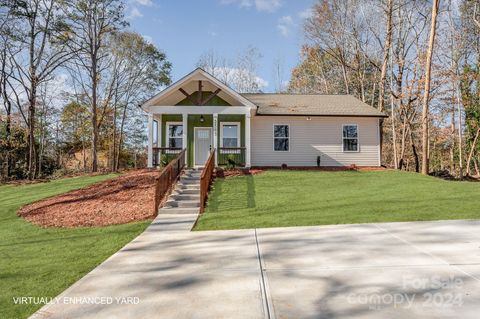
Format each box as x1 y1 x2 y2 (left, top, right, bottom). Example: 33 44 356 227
251 116 380 167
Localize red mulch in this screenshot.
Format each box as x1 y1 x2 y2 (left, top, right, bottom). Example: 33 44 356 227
216 168 265 178
18 169 159 228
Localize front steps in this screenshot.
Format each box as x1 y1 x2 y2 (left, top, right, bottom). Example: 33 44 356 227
159 169 201 214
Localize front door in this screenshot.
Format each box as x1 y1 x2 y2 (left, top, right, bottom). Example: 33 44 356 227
194 128 212 166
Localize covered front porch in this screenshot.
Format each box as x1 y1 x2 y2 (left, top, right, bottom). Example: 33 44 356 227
147 109 251 168
143 68 256 169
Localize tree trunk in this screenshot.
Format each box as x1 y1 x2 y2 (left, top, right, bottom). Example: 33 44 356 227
91 62 98 173
421 0 440 175
466 128 480 176
378 0 393 113
28 85 37 180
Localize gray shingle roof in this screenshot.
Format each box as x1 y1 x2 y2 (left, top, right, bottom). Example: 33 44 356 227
242 94 387 117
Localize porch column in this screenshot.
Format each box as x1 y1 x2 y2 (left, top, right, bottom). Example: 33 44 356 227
147 113 153 168
182 113 188 165
245 112 251 168
157 114 162 147
213 113 218 166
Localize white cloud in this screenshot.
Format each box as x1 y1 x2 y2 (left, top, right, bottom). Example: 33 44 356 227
277 15 294 36
208 31 218 37
298 8 313 19
135 0 153 6
220 0 282 12
127 7 143 19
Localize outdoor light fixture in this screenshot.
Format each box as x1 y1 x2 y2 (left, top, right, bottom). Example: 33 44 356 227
200 115 205 123
307 116 312 121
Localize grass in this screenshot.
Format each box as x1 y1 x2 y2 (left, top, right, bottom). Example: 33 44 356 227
195 170 480 231
0 175 151 319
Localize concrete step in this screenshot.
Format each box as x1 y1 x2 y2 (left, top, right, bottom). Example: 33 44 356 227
174 188 199 195
170 194 200 201
179 178 200 185
177 183 200 190
166 199 200 208
158 207 200 214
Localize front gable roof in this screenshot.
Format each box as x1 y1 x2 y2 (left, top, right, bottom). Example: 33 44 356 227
142 68 257 111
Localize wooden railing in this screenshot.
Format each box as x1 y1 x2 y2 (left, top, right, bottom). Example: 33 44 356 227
200 148 216 214
217 147 246 167
152 147 183 167
153 149 186 213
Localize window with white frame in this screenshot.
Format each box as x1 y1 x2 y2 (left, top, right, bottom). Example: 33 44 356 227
343 124 358 152
167 123 183 148
220 122 240 148
273 124 289 151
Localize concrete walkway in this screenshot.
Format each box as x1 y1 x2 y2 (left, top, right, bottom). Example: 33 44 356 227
31 218 480 319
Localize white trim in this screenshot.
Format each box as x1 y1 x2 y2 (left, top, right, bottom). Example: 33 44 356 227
145 105 251 115
193 127 213 167
182 115 188 165
142 68 256 110
157 114 162 148
342 124 360 153
377 118 381 166
165 121 184 149
213 114 218 166
219 122 241 148
147 114 153 167
273 124 290 152
245 114 251 168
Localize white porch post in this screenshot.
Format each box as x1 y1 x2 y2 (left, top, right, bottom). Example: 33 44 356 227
147 114 153 168
157 114 162 147
245 112 251 168
182 113 188 165
213 113 218 166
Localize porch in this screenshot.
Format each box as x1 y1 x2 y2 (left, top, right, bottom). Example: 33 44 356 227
147 111 251 168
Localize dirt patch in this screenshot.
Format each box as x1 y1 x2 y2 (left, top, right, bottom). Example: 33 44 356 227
216 168 265 178
18 169 160 228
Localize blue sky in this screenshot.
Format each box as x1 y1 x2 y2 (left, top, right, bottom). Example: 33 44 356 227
126 0 316 92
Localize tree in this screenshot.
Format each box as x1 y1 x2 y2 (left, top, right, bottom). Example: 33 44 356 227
421 0 440 175
197 46 265 93
108 31 171 171
2 0 73 179
65 0 127 172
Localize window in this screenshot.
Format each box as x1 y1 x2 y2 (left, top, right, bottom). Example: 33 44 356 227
221 123 240 148
343 124 358 152
274 124 289 151
167 122 183 148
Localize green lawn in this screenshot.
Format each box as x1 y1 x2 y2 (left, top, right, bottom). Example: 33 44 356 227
0 175 151 319
195 170 480 230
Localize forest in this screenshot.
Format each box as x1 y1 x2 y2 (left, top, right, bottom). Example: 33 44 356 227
1 0 479 180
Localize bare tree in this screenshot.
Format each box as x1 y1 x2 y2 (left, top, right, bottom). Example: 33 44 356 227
4 0 74 179
65 0 126 172
421 0 440 175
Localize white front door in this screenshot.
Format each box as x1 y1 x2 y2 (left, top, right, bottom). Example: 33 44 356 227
194 128 212 166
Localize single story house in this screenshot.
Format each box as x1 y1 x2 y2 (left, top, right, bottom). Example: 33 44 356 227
142 68 387 168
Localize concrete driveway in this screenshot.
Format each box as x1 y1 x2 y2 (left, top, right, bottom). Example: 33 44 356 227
31 217 480 319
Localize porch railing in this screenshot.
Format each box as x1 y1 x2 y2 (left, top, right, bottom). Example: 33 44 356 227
217 147 246 167
153 147 182 167
200 148 215 214
154 149 186 213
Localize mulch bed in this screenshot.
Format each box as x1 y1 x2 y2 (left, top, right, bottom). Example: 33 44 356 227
18 169 160 228
215 168 265 178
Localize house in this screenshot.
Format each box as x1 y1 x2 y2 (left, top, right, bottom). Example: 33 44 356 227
141 68 387 168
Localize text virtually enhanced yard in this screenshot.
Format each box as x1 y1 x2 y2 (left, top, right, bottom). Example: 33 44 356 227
194 170 480 230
